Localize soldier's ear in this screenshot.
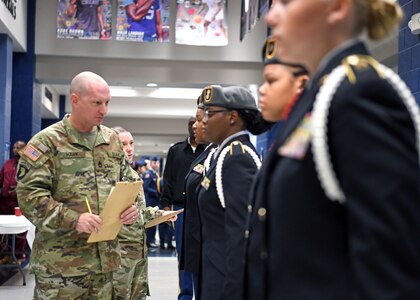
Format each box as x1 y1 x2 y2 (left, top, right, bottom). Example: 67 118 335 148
70 93 79 105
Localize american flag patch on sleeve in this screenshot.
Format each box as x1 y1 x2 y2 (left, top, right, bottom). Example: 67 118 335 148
23 144 43 161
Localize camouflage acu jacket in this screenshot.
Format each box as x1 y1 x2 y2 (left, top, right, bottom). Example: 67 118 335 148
16 115 148 277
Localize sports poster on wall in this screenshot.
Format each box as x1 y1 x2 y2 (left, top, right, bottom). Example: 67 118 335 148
248 0 258 32
239 0 247 41
240 0 259 41
258 0 270 18
175 0 228 46
57 0 112 40
116 0 170 42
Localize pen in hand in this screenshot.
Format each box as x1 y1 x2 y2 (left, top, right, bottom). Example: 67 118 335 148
85 197 92 214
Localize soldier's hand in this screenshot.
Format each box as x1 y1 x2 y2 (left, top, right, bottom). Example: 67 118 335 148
120 205 139 225
76 213 102 234
163 210 178 222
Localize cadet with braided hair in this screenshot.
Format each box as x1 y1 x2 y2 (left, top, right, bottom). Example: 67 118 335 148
245 0 420 299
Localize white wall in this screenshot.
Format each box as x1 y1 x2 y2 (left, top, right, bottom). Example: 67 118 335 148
0 0 27 51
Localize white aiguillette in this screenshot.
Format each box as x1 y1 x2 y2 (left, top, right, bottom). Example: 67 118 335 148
87 181 142 243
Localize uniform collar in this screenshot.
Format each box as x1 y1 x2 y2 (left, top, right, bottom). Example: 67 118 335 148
62 114 111 149
306 38 361 90
214 130 248 160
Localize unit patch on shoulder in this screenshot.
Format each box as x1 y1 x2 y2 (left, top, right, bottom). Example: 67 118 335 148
23 144 43 162
17 161 31 181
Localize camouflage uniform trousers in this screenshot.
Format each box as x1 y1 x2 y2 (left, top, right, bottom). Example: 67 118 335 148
113 255 149 300
34 272 113 299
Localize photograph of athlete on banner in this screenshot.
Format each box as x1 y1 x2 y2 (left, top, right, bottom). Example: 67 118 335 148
175 0 228 46
57 0 112 40
116 0 170 42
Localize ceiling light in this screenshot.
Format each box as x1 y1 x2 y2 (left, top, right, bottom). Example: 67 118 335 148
150 88 202 99
110 87 137 97
146 83 158 87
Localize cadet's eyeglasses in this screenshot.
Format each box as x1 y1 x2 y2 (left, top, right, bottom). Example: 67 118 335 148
204 109 231 121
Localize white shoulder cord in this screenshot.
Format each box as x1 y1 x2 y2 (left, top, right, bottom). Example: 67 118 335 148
215 143 262 208
203 147 217 176
311 63 420 204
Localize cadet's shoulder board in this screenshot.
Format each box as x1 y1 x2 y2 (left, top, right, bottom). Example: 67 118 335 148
341 54 383 84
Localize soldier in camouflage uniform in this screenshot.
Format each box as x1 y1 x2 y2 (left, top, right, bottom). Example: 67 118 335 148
16 71 146 299
112 126 153 300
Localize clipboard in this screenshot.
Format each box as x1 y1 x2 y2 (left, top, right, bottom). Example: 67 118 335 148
87 181 142 243
145 209 184 228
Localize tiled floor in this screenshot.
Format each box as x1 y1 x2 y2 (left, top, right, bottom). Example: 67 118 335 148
0 254 180 299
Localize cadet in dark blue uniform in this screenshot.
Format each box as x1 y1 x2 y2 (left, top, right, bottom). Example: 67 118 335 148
160 117 206 300
258 37 308 122
196 86 271 300
180 96 216 298
245 1 420 299
134 158 147 179
143 156 160 247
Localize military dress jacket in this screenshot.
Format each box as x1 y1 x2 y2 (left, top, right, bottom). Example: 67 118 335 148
245 41 420 299
16 115 136 277
143 168 160 205
197 134 259 300
180 144 216 276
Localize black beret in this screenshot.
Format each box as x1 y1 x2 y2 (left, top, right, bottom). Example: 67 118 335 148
197 94 204 109
201 85 258 111
262 37 308 74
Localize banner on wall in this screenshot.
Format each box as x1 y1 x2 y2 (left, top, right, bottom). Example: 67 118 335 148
258 0 269 18
248 0 258 32
57 0 112 40
239 0 247 41
116 0 170 42
240 0 259 41
175 0 228 46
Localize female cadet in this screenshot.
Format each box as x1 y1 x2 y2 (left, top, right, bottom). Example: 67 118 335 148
112 126 153 300
196 86 271 300
245 0 420 299
112 127 178 300
180 96 216 297
259 37 308 122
